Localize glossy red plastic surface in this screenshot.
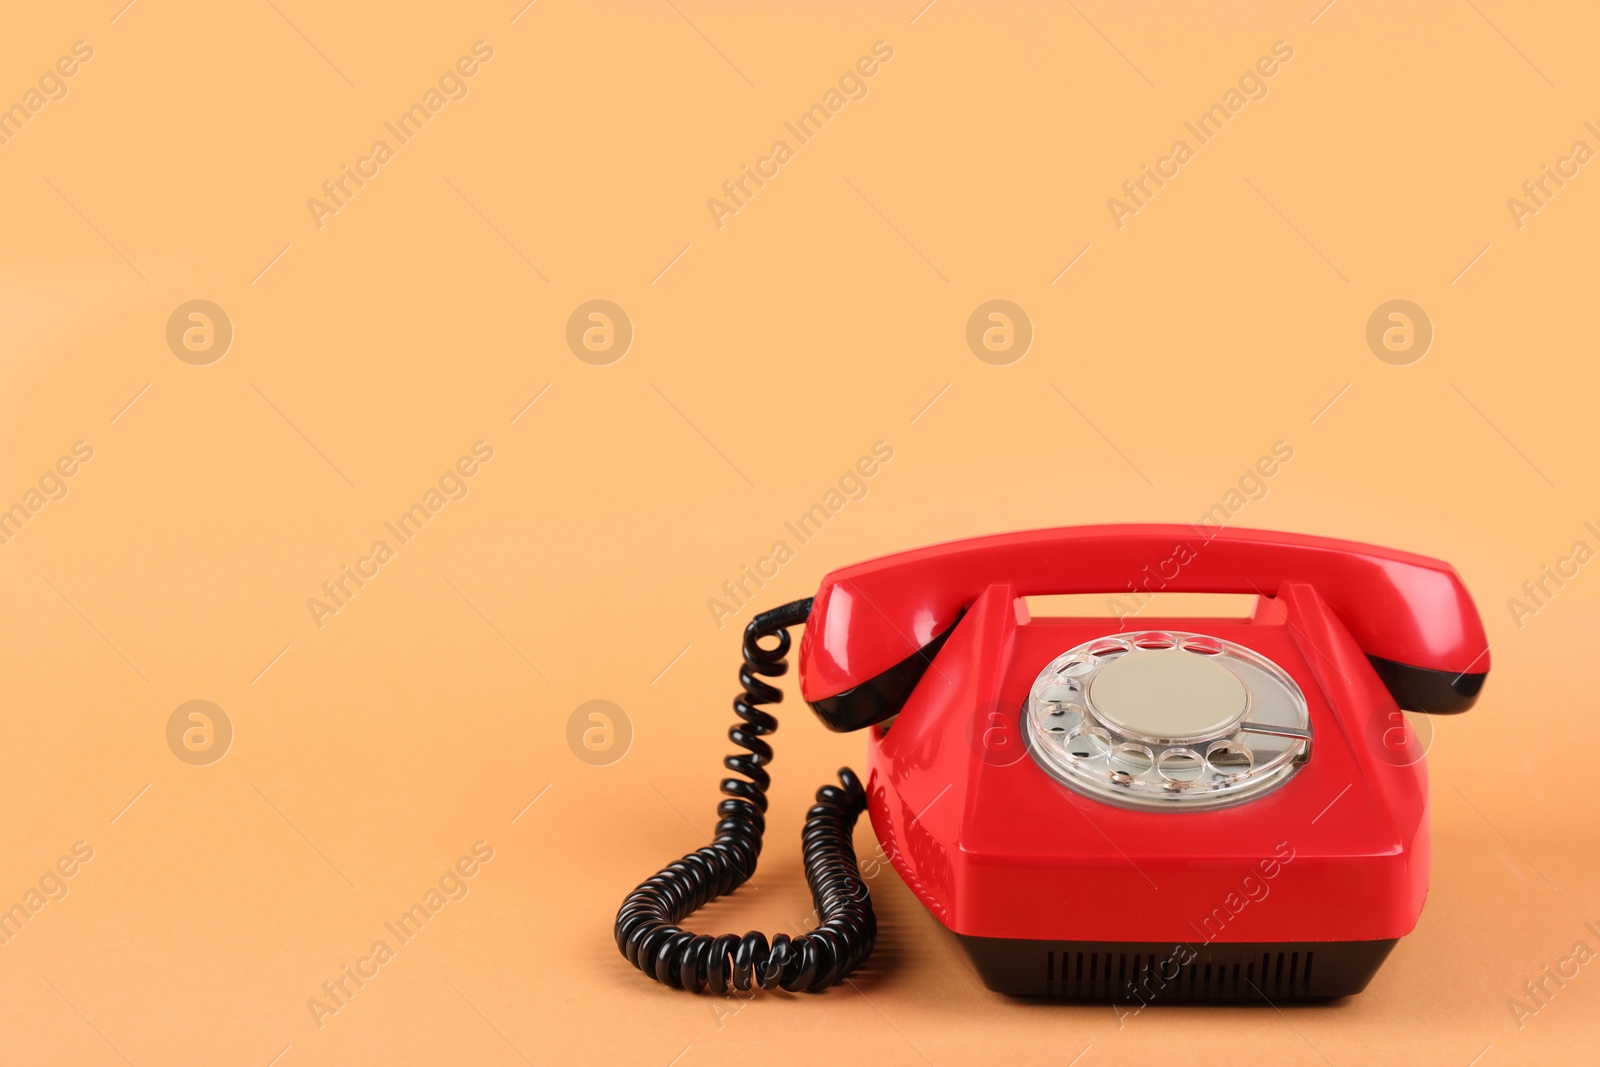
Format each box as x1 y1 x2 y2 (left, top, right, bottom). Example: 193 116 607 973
861 580 1437 943
797 524 1488 703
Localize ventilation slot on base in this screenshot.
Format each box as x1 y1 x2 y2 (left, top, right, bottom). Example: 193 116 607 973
959 934 1394 999
1043 949 1315 1000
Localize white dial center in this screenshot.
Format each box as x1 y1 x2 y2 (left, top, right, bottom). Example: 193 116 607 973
1089 649 1247 741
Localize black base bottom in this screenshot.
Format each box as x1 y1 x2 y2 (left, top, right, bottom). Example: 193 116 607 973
956 935 1398 1000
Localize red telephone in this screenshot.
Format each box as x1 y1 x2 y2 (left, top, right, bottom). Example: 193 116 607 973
616 525 1489 1000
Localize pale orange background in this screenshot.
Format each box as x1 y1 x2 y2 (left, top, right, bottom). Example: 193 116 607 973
0 1 1595 1064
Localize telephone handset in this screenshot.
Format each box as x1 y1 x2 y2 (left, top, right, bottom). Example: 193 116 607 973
616 525 1489 999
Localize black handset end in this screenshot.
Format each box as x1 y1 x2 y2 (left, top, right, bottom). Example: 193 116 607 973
1367 655 1486 714
807 615 962 732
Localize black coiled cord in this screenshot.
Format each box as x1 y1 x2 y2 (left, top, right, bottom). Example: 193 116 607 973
614 597 876 994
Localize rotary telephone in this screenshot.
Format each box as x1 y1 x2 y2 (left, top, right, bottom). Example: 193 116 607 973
615 525 1489 1000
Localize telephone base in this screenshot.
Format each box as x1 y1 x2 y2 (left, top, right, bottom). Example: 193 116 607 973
956 935 1398 1000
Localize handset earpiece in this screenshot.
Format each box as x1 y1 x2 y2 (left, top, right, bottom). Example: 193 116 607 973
806 610 964 732
1366 654 1487 714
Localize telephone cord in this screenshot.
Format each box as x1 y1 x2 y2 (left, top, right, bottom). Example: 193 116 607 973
613 597 877 993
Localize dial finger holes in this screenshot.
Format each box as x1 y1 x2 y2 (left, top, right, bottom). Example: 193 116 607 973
1041 682 1080 703
1044 707 1084 734
1088 638 1130 658
1207 739 1254 776
1157 748 1205 785
1132 632 1175 650
1066 727 1111 760
1108 743 1154 782
1181 635 1224 656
